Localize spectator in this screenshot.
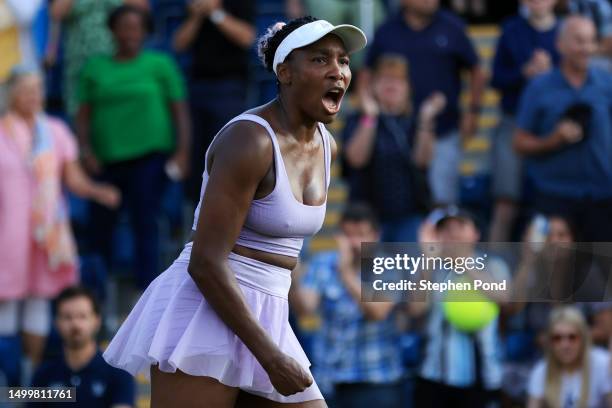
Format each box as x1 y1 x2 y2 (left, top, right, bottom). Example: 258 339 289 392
514 16 612 242
412 207 509 408
488 0 560 242
442 0 520 24
513 215 578 306
0 0 43 112
290 203 404 406
588 302 612 349
49 0 149 117
364 0 486 206
30 286 135 407
76 5 190 289
0 67 118 379
527 305 612 408
554 0 612 70
173 0 255 203
501 214 578 404
343 54 446 241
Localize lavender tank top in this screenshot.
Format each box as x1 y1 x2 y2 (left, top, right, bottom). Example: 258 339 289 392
191 113 331 258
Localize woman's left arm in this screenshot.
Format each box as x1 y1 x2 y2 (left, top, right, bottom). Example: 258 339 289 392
168 100 192 178
412 92 446 167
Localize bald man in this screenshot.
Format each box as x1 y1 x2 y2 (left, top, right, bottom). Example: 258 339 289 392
513 16 612 243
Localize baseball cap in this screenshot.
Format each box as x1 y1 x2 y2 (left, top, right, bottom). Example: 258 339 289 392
427 205 478 229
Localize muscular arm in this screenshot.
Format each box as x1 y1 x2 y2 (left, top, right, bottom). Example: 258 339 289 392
188 122 285 370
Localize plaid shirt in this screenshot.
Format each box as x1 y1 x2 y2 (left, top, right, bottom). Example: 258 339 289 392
302 252 404 394
419 257 509 390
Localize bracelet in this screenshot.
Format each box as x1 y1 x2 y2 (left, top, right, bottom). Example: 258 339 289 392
359 115 377 128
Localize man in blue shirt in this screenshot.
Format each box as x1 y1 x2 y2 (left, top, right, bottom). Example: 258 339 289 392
514 15 612 242
556 0 612 70
30 286 134 408
363 0 485 206
488 0 560 241
290 203 404 407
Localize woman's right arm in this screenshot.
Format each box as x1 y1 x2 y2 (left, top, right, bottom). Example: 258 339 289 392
173 1 210 52
75 104 101 174
188 122 313 396
344 86 380 168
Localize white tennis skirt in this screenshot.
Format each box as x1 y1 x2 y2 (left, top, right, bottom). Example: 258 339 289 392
102 243 323 403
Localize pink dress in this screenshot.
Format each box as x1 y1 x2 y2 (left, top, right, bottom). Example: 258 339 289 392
0 113 78 301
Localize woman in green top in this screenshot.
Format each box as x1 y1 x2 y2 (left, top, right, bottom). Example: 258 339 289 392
49 0 149 116
75 5 191 288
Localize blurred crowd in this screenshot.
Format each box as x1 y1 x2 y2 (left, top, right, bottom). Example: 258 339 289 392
0 0 611 407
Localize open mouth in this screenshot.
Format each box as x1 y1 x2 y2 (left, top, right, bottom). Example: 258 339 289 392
322 87 345 114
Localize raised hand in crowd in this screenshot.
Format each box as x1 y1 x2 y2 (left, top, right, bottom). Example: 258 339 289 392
188 0 221 19
357 83 380 118
419 92 447 125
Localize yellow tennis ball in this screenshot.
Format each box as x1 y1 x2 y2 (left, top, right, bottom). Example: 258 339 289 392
443 288 499 333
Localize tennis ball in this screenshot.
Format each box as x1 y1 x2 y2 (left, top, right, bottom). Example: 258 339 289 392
443 289 499 333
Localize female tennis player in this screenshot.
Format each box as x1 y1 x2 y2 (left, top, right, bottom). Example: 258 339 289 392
103 16 366 407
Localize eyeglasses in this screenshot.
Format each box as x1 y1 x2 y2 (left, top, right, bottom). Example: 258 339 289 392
551 333 580 343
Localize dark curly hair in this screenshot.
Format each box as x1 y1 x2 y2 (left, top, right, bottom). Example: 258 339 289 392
257 16 319 72
107 4 154 34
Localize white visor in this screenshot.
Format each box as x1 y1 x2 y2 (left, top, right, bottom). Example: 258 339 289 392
272 20 367 75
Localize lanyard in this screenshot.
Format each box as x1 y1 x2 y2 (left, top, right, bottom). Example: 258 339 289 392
379 114 414 164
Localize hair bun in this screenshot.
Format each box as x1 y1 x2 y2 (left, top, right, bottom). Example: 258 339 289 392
256 16 318 72
257 21 287 70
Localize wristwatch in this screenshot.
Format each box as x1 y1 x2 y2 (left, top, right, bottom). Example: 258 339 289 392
210 9 227 25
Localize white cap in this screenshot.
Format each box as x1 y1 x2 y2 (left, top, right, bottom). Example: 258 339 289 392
272 19 367 75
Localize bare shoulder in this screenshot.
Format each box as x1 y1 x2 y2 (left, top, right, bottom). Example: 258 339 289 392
208 119 273 177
